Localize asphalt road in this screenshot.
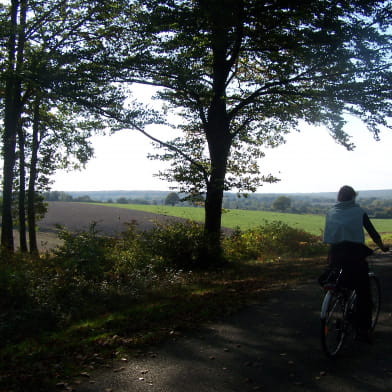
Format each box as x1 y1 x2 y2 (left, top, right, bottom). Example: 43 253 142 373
74 253 392 392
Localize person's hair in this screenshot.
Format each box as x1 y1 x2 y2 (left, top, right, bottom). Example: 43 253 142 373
337 185 357 201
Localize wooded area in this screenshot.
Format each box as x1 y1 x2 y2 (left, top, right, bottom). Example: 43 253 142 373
1 0 392 261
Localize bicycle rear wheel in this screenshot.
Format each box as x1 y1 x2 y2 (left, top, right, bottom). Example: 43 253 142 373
369 274 381 331
320 291 346 358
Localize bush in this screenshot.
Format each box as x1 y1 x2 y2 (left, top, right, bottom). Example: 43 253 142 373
223 220 326 262
0 219 326 345
0 259 30 310
54 223 115 281
0 255 59 343
143 220 207 269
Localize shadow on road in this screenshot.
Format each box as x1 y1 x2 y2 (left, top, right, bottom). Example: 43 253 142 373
77 254 392 392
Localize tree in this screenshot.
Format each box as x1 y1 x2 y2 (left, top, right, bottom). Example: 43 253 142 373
272 196 291 212
0 0 132 252
1 0 27 251
165 192 180 206
120 0 392 262
21 100 101 253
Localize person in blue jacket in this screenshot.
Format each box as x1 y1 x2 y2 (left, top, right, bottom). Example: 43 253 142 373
323 185 388 342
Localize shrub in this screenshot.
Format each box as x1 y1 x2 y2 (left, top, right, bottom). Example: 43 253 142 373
223 220 326 262
107 222 161 292
0 259 30 310
54 223 114 281
0 255 59 343
141 220 207 270
0 219 327 347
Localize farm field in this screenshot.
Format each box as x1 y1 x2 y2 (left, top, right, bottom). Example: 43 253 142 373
98 203 392 235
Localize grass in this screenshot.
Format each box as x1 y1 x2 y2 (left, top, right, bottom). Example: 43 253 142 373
0 256 326 392
3 203 391 391
95 203 392 235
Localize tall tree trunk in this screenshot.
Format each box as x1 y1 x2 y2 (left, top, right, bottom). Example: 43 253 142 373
204 128 231 264
2 108 18 251
1 0 20 251
2 0 27 252
203 81 232 263
204 136 230 235
203 16 232 263
27 97 40 254
17 124 27 252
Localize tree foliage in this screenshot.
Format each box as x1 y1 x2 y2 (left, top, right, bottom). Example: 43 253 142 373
2 0 392 263
272 196 292 212
118 0 392 259
0 0 138 252
165 192 180 206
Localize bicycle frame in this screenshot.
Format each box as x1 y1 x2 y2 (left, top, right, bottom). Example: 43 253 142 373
321 280 356 329
320 265 381 358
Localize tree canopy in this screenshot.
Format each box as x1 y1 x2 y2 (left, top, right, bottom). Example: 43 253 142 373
1 0 392 262
165 192 180 206
118 0 392 260
0 0 136 251
272 196 292 212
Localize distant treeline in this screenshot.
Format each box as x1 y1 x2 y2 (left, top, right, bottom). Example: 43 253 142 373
222 193 392 218
43 191 157 205
44 190 392 218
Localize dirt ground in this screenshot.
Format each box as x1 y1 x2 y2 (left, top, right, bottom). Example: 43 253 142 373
39 202 188 235
30 202 188 252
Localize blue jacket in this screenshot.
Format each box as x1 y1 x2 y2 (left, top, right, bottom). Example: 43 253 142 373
323 200 365 244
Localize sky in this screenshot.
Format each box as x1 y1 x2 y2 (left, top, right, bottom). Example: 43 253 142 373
51 116 392 195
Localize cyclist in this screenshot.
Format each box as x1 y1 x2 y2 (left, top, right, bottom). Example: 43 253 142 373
323 185 388 342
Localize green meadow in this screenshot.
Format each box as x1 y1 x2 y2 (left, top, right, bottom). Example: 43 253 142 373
99 203 392 236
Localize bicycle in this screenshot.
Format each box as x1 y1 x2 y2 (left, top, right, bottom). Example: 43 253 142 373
319 252 381 358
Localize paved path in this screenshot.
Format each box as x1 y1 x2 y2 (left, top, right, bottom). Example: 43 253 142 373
75 254 392 392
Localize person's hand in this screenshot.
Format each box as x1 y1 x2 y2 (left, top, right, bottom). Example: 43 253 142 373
381 245 389 252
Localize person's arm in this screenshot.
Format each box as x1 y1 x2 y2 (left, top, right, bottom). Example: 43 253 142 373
363 213 389 251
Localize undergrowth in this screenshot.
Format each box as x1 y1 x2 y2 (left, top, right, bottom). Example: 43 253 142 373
0 220 326 391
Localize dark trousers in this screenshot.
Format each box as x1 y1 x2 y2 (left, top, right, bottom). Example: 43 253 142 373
329 242 372 330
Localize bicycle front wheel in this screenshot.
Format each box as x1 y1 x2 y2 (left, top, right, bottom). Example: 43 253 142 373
369 274 381 331
320 291 346 358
